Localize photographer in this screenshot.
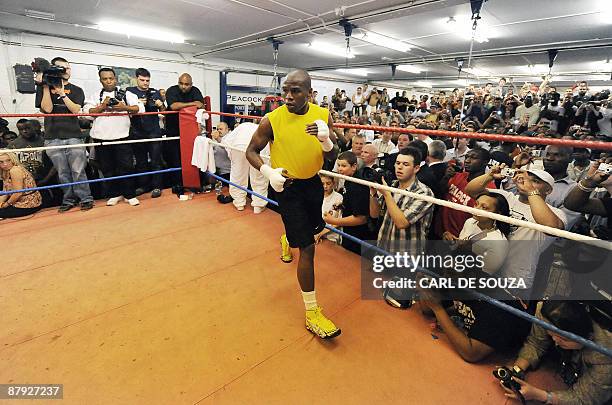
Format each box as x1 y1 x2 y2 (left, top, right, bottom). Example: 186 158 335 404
538 90 564 134
34 57 94 212
465 166 566 297
369 147 434 255
515 93 540 128
564 157 612 234
126 68 166 199
481 97 507 130
572 81 592 105
574 101 601 134
85 67 143 207
596 96 611 139
502 300 612 405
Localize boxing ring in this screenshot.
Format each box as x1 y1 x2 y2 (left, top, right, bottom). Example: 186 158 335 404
0 107 608 404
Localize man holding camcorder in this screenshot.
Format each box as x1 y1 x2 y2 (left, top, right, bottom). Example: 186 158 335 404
35 57 94 212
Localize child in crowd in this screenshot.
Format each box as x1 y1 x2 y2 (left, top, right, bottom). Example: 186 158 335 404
315 173 343 244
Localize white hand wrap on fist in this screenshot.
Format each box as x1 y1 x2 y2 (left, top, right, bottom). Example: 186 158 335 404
314 119 334 152
260 164 287 192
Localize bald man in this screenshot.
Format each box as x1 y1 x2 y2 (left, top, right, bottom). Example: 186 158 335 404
246 69 341 339
164 73 205 191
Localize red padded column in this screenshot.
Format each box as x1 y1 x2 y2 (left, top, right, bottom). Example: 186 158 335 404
179 106 201 189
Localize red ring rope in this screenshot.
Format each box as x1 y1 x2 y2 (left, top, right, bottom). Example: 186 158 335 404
204 110 612 151
0 111 177 118
1 110 609 150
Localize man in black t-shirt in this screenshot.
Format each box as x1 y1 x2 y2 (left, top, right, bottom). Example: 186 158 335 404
35 57 93 212
163 73 205 190
126 68 167 198
419 287 531 362
9 120 56 185
323 151 374 255
389 92 400 111
396 91 409 113
9 120 58 207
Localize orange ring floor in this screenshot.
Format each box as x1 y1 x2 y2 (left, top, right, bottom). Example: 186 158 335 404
0 191 563 404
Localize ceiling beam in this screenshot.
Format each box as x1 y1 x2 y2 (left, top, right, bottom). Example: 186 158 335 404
305 38 612 71
192 0 463 57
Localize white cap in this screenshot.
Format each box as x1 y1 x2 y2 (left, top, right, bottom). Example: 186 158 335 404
525 169 555 188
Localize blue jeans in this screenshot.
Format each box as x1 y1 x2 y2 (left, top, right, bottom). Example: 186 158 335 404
44 138 93 205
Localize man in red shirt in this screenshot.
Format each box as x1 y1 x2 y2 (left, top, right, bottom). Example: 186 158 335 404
434 148 494 239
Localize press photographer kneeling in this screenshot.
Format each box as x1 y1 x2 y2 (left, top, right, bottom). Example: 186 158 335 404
500 300 612 405
417 191 531 363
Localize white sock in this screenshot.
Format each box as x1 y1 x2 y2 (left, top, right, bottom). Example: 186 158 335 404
302 290 318 310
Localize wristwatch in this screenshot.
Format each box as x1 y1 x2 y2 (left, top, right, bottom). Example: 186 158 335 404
527 190 541 197
545 390 553 404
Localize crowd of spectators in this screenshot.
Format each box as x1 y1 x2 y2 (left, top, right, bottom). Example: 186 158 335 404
307 78 612 404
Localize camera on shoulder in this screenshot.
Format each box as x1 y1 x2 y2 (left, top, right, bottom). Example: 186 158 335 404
31 58 65 88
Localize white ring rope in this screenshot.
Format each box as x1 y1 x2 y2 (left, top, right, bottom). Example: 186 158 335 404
208 138 611 247
0 136 180 154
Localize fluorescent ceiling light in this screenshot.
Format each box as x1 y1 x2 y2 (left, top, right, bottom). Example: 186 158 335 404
446 15 491 43
596 0 612 23
308 41 355 59
25 9 55 21
356 29 411 52
413 81 433 88
396 64 423 74
463 67 490 76
595 59 611 71
336 68 368 77
522 64 549 75
97 21 185 43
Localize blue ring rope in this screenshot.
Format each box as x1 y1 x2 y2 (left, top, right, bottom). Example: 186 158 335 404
0 168 181 196
205 170 612 358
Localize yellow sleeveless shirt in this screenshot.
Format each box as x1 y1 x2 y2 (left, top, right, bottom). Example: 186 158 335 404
266 103 329 179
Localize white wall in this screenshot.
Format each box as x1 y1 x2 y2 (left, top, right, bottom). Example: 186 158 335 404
0 30 423 131
0 31 227 127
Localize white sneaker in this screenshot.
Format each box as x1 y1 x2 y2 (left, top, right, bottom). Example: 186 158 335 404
253 206 266 214
107 196 124 206
236 205 245 211
127 197 140 206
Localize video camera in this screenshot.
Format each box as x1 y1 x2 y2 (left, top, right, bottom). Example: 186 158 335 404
31 58 66 88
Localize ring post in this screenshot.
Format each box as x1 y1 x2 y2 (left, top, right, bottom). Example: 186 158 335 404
179 106 201 189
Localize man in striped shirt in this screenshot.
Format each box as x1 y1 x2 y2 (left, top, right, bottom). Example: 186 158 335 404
369 147 434 255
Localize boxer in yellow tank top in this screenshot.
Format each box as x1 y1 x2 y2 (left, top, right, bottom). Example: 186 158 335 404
246 70 341 339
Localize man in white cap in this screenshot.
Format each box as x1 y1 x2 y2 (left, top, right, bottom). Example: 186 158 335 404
465 166 567 298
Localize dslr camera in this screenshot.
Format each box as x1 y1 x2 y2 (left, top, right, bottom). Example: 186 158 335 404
31 57 65 88
501 167 516 177
597 162 612 175
145 88 162 109
493 367 525 403
107 88 126 107
371 167 390 185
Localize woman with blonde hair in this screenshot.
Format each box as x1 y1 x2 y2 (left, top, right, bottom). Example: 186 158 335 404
0 152 42 218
